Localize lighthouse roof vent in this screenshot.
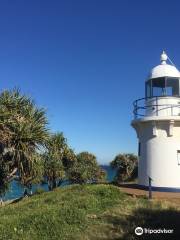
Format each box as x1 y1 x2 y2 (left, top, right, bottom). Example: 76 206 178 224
148 51 180 79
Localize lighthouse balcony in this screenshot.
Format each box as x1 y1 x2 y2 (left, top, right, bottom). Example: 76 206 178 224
133 96 180 119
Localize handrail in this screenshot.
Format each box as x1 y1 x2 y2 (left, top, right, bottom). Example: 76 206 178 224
133 96 180 118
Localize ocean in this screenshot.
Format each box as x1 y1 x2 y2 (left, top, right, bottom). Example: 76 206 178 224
3 165 117 200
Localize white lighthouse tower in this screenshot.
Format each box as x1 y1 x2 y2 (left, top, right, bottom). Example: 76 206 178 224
132 51 180 191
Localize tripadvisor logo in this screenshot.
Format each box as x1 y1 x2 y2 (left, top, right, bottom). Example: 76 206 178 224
135 227 174 235
135 227 143 235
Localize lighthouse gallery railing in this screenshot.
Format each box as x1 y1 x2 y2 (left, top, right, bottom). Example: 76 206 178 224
133 96 180 119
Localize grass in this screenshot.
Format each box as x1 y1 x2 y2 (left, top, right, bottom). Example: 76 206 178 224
0 184 180 240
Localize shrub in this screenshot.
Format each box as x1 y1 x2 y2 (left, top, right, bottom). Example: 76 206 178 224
111 153 138 183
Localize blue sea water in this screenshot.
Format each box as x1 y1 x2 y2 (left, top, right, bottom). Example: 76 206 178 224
3 165 116 200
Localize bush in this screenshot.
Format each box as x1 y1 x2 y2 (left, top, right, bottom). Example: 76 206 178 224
111 153 138 183
68 152 106 184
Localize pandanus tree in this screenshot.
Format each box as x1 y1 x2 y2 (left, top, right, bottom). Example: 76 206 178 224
0 161 9 202
0 89 49 195
111 153 138 183
44 132 76 190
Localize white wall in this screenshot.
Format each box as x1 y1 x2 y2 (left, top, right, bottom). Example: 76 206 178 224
133 119 180 188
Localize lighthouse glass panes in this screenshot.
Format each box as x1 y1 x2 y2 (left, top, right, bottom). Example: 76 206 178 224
145 77 180 98
166 78 179 96
152 77 165 96
146 81 151 98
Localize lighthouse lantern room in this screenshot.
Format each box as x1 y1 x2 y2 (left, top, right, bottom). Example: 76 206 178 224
132 51 180 191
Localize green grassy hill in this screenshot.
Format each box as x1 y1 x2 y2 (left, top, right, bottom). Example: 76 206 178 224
0 184 180 240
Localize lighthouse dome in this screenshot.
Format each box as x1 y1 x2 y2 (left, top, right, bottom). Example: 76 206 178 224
149 64 180 79
148 52 180 79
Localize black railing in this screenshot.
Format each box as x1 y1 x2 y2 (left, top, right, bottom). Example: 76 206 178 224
133 96 180 119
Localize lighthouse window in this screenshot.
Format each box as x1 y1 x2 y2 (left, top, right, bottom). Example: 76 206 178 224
166 78 179 96
146 81 151 98
146 77 180 98
177 150 180 165
151 77 166 97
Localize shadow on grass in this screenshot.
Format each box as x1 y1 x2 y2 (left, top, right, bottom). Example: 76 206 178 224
104 207 180 240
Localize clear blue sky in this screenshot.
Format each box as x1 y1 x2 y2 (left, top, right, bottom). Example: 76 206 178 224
0 0 180 164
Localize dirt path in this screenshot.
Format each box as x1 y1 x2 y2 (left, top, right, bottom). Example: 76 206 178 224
119 184 180 199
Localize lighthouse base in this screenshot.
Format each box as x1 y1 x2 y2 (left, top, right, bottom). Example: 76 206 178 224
138 184 180 192
132 116 180 193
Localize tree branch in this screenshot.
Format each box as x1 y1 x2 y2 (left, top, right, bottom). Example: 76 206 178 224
7 167 18 180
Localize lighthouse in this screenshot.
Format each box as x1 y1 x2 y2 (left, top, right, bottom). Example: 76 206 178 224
132 51 180 191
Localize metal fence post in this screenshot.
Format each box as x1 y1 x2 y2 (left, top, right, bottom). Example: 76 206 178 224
148 177 152 199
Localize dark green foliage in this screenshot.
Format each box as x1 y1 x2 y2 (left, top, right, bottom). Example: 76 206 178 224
0 89 105 196
68 152 106 184
29 154 45 185
94 167 107 183
44 133 66 190
0 161 9 197
44 133 76 190
62 147 76 170
0 89 49 193
111 153 138 182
